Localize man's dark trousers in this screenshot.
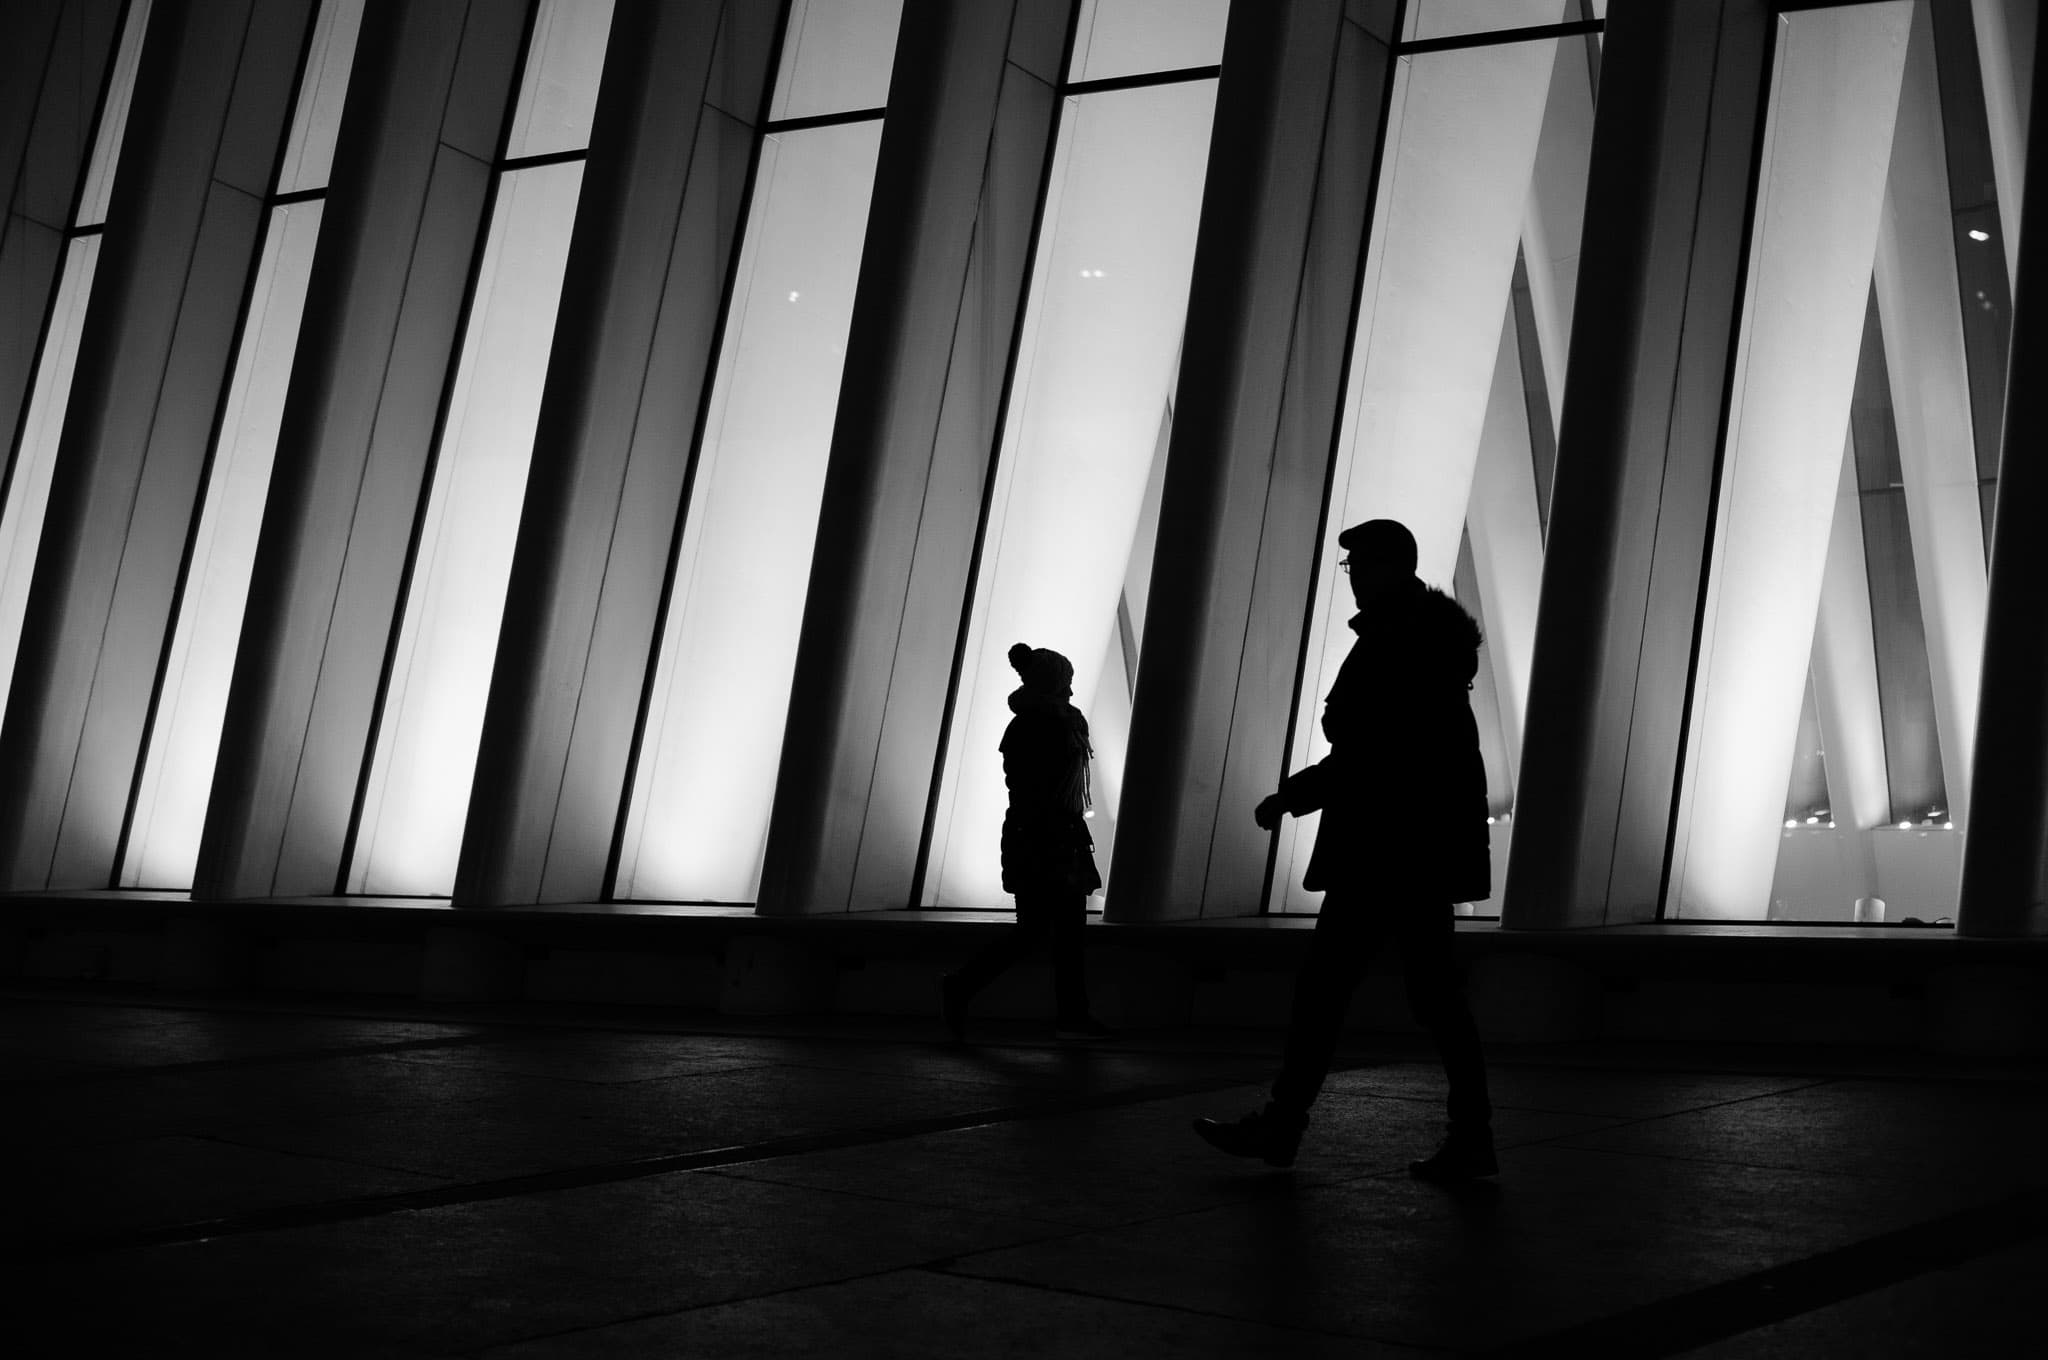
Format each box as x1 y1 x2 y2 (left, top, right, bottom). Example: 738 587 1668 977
1270 892 1491 1129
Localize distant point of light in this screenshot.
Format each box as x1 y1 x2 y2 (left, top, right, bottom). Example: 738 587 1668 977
1898 820 1912 830
1805 815 1819 825
1083 809 1095 819
1826 821 1836 829
1968 228 1991 241
1486 815 1497 825
1943 821 1955 831
1785 819 1799 829
787 291 800 301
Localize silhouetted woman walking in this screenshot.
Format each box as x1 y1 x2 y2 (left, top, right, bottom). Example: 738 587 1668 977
941 644 1115 1041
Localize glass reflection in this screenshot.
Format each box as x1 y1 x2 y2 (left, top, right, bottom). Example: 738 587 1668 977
124 204 324 888
1669 0 2005 923
769 0 905 120
350 162 585 895
617 123 884 903
1068 0 1229 82
925 79 1217 909
1273 33 1595 916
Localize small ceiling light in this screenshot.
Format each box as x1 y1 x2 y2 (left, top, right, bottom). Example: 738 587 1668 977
1968 228 1991 242
1785 819 1799 829
1486 815 1497 825
1805 815 1820 825
1826 820 1837 829
1943 821 1955 831
1898 820 1913 830
1083 809 1095 819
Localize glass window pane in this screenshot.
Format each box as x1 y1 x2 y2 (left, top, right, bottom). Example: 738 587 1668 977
75 0 153 227
349 162 585 895
923 80 1218 910
275 0 367 194
616 121 884 903
0 237 99 719
1403 0 1589 43
768 0 904 121
122 202 324 889
1067 0 1230 82
1669 0 1987 924
1272 35 1595 916
505 0 616 159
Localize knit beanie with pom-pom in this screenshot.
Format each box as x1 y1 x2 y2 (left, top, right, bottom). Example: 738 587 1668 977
1007 643 1074 694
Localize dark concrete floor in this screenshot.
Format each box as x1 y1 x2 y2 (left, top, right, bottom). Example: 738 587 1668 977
5 988 2045 1356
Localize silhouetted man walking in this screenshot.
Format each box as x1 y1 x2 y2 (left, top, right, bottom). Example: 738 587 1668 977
1194 519 1495 1181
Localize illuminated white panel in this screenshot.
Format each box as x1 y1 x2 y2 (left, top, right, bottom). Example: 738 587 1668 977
1405 0 1572 44
349 162 584 895
74 0 153 227
924 81 1215 910
769 0 905 120
1068 0 1229 82
1668 3 1912 920
275 0 366 194
0 237 99 718
1874 4 1987 830
616 122 883 903
121 203 323 889
1272 43 1558 912
506 0 617 158
1810 436 1890 834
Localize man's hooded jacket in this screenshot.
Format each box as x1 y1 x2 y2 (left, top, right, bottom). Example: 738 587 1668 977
1277 577 1491 903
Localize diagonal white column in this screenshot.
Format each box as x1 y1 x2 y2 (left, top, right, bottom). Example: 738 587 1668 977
1811 434 1891 836
1669 3 1913 920
1519 29 1596 435
1874 3 1989 830
1466 309 1544 798
1973 0 2036 283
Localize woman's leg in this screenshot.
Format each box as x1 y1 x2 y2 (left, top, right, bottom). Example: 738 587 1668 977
1043 891 1090 1021
949 898 1051 1002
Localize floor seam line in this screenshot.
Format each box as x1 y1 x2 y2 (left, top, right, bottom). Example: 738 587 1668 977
4 1073 1263 1261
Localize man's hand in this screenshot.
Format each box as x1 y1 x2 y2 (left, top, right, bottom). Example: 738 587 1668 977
1254 793 1286 831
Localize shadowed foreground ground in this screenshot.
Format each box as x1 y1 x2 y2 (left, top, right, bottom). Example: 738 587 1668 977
5 987 2044 1356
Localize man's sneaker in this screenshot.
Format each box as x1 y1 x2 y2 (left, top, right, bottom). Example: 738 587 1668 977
939 975 968 1042
1054 1016 1118 1041
1408 1128 1498 1183
1191 1105 1306 1168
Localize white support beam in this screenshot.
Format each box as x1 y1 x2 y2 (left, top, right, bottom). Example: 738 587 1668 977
1519 26 1596 435
1810 434 1890 836
1466 309 1544 799
1973 0 2036 282
1875 2 1988 830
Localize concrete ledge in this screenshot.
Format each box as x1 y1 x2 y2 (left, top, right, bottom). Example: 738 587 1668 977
5 892 2047 1052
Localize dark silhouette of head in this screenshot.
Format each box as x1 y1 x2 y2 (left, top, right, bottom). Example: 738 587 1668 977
1338 518 1417 608
1008 643 1074 700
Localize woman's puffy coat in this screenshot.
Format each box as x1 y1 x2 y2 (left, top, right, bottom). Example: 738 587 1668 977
998 693 1102 897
